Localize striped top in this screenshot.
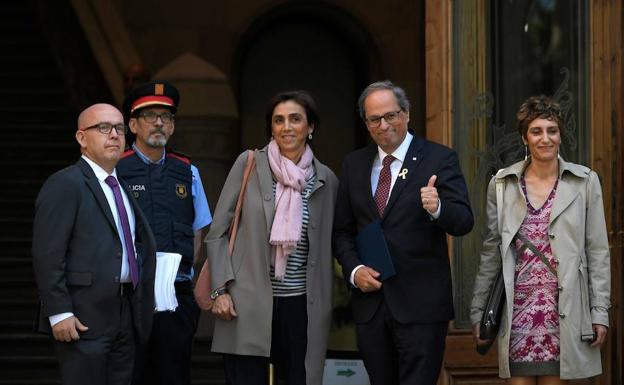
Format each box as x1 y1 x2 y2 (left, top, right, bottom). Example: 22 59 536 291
270 175 315 297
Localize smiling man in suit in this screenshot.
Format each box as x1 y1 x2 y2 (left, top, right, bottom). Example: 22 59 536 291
333 81 474 385
32 103 156 385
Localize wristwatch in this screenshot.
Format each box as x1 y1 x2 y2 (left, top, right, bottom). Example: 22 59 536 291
210 287 228 300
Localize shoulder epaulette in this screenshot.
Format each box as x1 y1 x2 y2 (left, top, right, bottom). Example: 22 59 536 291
167 150 191 165
121 149 136 159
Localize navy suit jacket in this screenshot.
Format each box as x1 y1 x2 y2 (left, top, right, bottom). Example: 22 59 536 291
333 135 473 324
32 158 156 343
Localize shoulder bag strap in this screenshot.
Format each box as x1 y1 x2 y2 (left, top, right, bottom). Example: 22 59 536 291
227 150 256 256
514 232 557 277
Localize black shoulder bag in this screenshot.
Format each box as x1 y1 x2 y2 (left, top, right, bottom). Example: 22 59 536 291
476 177 506 355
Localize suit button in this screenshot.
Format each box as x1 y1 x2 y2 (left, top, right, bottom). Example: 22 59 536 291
264 194 271 201
309 297 314 304
559 313 565 318
558 286 563 291
310 223 317 229
116 250 122 259
114 276 120 283
310 259 316 267
549 233 555 239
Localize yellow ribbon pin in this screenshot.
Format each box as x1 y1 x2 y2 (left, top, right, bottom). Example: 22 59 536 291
398 168 408 180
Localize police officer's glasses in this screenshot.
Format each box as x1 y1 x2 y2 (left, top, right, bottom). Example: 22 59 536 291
82 122 127 135
139 111 174 124
365 110 403 128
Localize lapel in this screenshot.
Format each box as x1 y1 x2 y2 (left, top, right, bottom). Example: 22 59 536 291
306 158 327 224
501 178 527 254
496 161 526 251
549 158 590 224
358 145 381 218
254 148 276 232
120 177 148 266
550 173 579 225
77 158 118 236
498 158 583 226
309 157 326 196
383 136 423 220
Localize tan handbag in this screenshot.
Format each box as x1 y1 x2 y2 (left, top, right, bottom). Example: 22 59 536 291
194 150 256 311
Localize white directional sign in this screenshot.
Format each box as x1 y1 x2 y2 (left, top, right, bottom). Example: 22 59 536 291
322 358 370 385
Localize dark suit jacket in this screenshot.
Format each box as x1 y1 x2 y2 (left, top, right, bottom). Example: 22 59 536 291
32 158 156 343
333 135 473 324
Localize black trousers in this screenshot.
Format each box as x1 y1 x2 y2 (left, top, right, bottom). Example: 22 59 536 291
133 282 200 385
355 298 448 385
223 294 308 385
54 294 135 385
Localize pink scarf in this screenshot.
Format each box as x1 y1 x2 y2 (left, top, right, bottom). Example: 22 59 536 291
267 139 314 279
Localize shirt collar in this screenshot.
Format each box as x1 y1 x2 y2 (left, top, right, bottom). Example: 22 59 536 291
377 131 413 163
132 143 166 165
81 155 118 182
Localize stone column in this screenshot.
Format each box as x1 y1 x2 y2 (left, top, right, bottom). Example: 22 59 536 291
154 52 239 337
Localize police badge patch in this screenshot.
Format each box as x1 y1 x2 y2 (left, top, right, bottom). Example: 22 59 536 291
175 183 188 199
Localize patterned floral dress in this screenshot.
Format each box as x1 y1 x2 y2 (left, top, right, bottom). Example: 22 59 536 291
509 177 560 376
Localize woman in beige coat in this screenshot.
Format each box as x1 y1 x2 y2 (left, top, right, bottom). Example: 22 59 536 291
471 96 610 383
205 90 338 385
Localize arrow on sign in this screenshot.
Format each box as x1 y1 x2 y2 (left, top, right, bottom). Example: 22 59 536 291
337 369 356 377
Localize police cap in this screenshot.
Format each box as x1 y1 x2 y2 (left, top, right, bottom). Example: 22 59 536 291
123 81 180 119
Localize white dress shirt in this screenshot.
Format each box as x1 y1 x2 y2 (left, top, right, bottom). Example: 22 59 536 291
370 132 414 199
350 132 441 287
49 155 137 326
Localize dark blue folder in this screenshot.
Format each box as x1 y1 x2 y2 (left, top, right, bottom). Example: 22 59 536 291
355 219 396 281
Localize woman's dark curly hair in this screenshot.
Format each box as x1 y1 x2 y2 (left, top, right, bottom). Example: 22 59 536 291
516 95 563 139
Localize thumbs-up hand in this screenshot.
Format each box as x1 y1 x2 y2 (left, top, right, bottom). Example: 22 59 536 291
426 175 437 188
420 175 439 214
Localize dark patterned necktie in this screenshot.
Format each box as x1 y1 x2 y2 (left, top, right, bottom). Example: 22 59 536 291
105 176 139 287
374 155 395 217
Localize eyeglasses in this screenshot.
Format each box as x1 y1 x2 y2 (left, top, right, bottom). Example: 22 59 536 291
138 111 174 124
365 110 403 128
82 122 127 135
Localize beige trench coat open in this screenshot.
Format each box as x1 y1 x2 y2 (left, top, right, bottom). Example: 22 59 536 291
205 147 338 385
471 158 611 379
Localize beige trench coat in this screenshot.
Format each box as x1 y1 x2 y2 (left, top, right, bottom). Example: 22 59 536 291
205 147 338 385
471 158 611 379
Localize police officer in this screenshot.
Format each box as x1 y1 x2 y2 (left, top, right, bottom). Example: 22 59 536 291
118 81 212 385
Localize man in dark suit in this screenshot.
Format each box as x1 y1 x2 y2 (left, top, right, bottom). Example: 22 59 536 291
333 81 473 385
32 103 156 385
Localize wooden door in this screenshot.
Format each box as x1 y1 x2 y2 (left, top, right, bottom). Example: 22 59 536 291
425 1 623 383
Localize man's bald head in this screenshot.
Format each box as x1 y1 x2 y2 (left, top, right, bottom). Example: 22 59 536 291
77 103 123 131
75 103 125 173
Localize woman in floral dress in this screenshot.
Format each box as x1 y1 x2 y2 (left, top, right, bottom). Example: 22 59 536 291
509 176 560 375
471 95 611 383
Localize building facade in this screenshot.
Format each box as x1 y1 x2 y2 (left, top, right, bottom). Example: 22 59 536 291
2 0 621 383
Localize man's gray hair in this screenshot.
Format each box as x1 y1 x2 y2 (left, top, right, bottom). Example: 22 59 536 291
357 80 410 121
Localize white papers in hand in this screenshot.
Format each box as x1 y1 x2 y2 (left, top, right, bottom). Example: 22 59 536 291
154 252 182 312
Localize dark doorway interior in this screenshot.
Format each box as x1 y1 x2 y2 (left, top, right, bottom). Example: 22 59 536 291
235 4 378 174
